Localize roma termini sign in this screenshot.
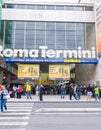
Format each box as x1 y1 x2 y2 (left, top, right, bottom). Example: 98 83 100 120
0 46 96 59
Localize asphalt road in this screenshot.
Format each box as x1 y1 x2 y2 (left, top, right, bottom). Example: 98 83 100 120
26 102 101 130
0 101 101 130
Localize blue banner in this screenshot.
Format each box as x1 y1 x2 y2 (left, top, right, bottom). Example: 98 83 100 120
5 58 98 64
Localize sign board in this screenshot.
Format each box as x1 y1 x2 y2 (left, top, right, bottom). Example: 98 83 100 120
96 2 101 58
49 64 70 80
18 64 39 79
5 58 98 64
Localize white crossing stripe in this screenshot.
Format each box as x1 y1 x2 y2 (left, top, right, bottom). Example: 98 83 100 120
7 104 33 105
0 122 28 126
6 109 32 111
8 107 32 109
0 112 31 115
0 116 29 120
0 101 34 130
34 112 101 115
0 129 26 130
40 108 101 112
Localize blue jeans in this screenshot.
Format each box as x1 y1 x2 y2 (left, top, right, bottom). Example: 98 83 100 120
95 94 100 101
26 91 32 99
0 99 1 112
61 91 65 99
1 99 7 112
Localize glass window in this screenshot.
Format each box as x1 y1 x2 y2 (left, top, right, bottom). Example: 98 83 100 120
27 5 36 9
66 46 75 49
46 23 55 31
7 4 17 8
26 22 35 30
56 45 65 49
46 30 55 36
56 31 65 36
16 22 25 29
36 31 45 39
76 36 84 41
66 40 75 46
26 35 34 40
56 23 65 30
74 6 84 11
26 30 34 35
36 22 45 30
76 30 84 36
17 5 25 9
26 44 34 49
15 34 24 40
56 5 65 10
66 36 75 40
36 40 44 45
37 5 45 10
66 23 75 30
46 5 55 10
66 31 75 36
66 6 75 10
85 6 93 11
15 30 24 35
47 44 55 49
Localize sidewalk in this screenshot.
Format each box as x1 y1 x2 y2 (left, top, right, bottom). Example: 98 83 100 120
8 95 99 103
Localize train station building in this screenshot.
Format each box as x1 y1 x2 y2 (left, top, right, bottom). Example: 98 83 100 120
0 0 101 86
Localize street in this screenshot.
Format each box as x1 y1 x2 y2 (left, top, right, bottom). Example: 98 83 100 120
0 98 101 130
28 102 101 130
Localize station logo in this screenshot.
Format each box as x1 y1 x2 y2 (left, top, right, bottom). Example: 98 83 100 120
0 45 96 59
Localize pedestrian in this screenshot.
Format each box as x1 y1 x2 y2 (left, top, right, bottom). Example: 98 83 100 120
35 85 39 97
69 83 75 100
25 82 32 99
86 84 93 101
39 85 44 101
13 85 17 98
17 85 23 99
1 85 8 112
75 85 81 100
94 86 100 101
60 84 65 99
0 85 3 112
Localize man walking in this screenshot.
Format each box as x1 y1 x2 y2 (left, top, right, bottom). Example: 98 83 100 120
25 82 32 99
94 86 100 101
39 85 44 101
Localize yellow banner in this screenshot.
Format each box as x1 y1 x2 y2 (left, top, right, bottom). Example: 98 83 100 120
18 64 39 78
49 64 70 79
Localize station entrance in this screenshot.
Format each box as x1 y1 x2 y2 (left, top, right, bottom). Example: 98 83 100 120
17 63 75 86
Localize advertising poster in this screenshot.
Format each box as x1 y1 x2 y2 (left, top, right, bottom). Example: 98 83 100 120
49 64 70 79
18 64 39 78
96 2 101 58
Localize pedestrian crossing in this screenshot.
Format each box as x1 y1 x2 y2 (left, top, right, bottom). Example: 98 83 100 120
0 101 34 130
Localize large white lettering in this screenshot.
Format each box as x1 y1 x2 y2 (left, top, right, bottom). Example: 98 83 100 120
0 45 96 59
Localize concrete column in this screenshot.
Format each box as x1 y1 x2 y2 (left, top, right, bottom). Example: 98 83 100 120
0 69 3 84
6 73 11 85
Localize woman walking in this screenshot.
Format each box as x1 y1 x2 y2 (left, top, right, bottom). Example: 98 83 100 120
0 85 8 112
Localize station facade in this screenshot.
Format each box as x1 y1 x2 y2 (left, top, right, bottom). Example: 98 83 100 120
0 0 100 85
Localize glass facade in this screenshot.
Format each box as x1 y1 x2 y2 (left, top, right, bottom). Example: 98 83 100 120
2 21 95 51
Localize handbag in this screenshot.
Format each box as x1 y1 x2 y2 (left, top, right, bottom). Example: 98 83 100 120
6 95 10 99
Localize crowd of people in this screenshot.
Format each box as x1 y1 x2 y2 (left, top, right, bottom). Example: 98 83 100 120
0 82 101 112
